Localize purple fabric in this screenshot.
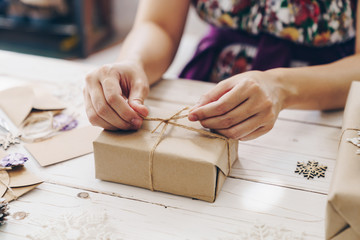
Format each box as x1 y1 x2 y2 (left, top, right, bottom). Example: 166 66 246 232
53 114 78 131
0 153 28 167
179 26 355 81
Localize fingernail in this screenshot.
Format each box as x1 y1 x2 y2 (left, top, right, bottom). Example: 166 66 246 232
131 118 142 128
133 100 142 106
132 99 144 106
188 114 198 121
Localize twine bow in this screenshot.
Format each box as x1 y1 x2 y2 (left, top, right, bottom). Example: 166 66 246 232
143 107 232 191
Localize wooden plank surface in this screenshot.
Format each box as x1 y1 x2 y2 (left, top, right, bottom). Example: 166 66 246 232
1 181 325 240
0 50 343 239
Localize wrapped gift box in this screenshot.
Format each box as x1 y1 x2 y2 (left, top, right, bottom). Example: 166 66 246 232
326 81 360 239
93 107 238 202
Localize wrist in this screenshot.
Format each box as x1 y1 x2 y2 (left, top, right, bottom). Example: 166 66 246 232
115 57 149 84
117 54 144 70
266 68 298 110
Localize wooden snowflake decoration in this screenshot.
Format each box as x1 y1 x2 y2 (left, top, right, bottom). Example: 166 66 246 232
295 161 327 180
0 133 21 150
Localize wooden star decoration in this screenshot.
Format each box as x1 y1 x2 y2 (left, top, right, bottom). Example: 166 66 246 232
0 133 21 150
295 160 327 180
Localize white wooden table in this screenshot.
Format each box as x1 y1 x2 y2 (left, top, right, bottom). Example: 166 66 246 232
0 50 343 240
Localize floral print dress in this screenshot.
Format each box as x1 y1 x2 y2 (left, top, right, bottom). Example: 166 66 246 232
189 0 356 82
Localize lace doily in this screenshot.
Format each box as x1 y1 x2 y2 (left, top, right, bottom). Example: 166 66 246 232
26 209 122 240
221 221 304 240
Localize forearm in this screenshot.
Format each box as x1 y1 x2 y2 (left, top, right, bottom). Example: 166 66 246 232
118 22 178 85
117 0 190 85
268 53 360 110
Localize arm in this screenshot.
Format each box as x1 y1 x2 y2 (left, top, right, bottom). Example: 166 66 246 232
276 0 360 110
84 0 190 130
271 53 360 111
118 0 191 84
189 2 360 141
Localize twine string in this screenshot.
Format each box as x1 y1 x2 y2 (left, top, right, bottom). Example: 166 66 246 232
143 107 231 191
0 167 12 170
20 111 78 142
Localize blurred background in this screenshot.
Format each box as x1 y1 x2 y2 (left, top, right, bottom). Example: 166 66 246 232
0 0 209 78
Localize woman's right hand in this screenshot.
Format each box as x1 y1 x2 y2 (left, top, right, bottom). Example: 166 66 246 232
83 61 149 130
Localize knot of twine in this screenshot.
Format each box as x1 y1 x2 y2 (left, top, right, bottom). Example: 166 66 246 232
143 107 231 191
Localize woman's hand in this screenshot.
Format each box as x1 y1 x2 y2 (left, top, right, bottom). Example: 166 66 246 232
188 71 286 141
83 61 149 130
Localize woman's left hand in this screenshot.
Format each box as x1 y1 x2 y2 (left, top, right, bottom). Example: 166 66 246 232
188 70 287 141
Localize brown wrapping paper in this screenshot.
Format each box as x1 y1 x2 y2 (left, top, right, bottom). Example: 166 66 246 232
94 107 238 202
326 81 360 239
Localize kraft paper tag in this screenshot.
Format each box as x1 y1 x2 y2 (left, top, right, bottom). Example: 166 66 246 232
25 126 102 166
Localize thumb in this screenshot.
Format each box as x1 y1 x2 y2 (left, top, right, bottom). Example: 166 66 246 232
128 81 149 117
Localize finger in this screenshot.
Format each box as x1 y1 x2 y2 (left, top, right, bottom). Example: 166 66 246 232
238 125 272 141
190 80 233 112
216 114 265 140
128 79 149 117
199 97 259 129
189 83 249 121
100 77 144 128
83 88 118 130
88 82 135 130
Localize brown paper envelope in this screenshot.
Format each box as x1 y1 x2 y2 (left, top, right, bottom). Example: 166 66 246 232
0 86 66 126
331 227 359 240
326 81 360 239
0 167 43 202
32 87 67 110
25 126 102 166
0 86 35 126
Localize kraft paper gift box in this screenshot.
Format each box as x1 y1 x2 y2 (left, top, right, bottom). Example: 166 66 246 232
326 81 360 240
93 107 238 202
